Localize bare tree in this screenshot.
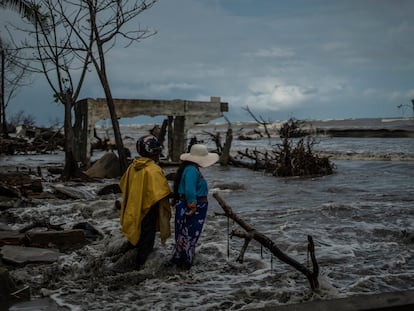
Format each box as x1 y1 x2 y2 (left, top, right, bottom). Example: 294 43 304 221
6 0 157 176
45 0 158 172
0 40 32 135
6 2 90 179
75 0 158 173
1 0 39 137
1 38 7 136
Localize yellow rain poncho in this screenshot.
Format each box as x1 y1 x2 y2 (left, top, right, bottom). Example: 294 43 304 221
119 157 172 246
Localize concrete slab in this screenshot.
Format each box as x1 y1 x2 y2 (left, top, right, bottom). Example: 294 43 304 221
9 297 70 311
249 290 414 311
0 245 64 265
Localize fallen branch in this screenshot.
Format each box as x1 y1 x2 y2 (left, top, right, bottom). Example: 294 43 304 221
213 192 319 290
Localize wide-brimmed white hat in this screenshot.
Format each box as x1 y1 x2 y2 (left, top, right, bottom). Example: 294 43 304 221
180 144 219 168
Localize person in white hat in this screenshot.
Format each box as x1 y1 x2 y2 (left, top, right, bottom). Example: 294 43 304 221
167 144 219 269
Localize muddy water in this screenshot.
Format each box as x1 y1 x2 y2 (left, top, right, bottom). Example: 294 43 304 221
2 122 414 310
3 158 413 310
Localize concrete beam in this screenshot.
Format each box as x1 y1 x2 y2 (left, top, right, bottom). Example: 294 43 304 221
74 96 228 166
85 96 228 125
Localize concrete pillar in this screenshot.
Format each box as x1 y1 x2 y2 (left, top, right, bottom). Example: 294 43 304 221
172 116 185 162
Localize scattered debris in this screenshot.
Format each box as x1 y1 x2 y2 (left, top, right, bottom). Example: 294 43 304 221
0 173 43 198
0 266 31 307
0 126 64 155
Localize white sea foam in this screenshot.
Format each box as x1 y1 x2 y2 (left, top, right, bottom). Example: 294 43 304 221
2 121 414 310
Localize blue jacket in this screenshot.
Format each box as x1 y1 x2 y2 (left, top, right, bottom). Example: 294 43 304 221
178 164 208 205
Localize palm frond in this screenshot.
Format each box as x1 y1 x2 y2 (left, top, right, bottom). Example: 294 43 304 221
1 0 40 25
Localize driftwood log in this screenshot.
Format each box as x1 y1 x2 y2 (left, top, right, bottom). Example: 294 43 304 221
213 192 319 290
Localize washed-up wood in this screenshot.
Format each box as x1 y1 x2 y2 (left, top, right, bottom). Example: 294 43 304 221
9 285 31 306
0 231 26 246
213 192 319 290
0 266 30 307
0 173 43 197
0 184 21 198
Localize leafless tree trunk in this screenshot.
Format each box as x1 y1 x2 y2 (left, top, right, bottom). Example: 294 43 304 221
82 0 158 173
218 116 233 166
62 90 83 179
0 43 5 136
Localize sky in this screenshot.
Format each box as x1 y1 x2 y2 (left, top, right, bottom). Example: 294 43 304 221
2 0 414 126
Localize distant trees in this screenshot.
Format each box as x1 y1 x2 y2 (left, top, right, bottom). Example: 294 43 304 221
8 110 36 129
397 99 414 118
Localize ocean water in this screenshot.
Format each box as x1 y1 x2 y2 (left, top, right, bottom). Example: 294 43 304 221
2 122 414 310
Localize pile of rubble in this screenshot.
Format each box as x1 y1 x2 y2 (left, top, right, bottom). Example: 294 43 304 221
0 164 121 308
0 125 65 155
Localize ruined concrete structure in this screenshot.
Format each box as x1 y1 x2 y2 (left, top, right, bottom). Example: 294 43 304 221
74 96 228 166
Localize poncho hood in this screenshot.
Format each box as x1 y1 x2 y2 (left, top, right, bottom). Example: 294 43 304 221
132 157 152 170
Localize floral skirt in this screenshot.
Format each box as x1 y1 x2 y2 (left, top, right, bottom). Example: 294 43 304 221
169 199 208 268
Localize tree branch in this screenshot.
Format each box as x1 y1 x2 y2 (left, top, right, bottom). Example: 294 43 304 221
213 192 319 290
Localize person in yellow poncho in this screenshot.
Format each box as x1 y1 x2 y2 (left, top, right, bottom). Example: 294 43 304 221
119 135 172 269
